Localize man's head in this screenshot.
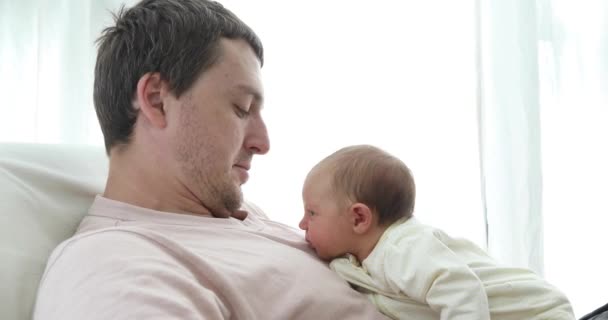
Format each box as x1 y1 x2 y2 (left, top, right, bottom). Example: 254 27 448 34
95 0 269 218
299 145 415 260
94 0 263 153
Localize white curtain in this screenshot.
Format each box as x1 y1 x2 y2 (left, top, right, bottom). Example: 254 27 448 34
537 0 608 315
480 0 608 316
0 0 134 144
478 0 544 274
1 0 605 316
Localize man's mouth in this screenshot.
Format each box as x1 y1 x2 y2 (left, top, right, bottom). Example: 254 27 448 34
233 165 249 184
234 163 251 171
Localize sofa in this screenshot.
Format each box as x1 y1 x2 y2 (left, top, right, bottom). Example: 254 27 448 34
0 143 108 319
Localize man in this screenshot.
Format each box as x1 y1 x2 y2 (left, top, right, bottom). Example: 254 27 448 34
33 0 388 319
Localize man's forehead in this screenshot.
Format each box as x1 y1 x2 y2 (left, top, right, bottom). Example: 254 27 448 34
206 39 263 102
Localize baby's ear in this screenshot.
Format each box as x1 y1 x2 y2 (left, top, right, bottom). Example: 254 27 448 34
349 203 374 234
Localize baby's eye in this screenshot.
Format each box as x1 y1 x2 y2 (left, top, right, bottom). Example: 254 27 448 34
308 210 316 216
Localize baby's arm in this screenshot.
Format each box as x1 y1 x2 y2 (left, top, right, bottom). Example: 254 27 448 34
383 231 490 320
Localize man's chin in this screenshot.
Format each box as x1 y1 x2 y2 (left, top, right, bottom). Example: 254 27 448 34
217 181 244 214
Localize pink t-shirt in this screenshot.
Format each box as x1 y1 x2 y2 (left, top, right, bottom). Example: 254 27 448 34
34 196 388 319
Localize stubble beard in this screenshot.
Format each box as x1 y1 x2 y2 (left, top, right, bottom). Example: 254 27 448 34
175 105 243 216
179 149 244 216
205 177 242 214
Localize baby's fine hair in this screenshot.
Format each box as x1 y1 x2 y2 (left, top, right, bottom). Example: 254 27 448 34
317 145 416 225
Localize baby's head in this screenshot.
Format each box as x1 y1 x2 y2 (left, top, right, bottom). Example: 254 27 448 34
299 145 416 261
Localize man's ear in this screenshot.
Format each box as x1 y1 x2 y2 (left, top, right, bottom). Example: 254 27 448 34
349 203 374 235
134 72 170 128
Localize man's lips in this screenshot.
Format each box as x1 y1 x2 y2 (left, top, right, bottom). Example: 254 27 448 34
233 163 250 183
234 163 250 170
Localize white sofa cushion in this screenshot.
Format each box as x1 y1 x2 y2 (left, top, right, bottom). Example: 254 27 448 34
0 143 108 320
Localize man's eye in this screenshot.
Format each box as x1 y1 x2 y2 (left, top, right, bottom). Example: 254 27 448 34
234 105 250 118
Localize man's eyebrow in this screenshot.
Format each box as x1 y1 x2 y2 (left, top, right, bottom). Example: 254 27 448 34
234 84 264 105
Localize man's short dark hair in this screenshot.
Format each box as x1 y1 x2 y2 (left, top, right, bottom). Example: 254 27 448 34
94 0 263 153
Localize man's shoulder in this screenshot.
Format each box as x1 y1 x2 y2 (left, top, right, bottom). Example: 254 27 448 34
49 227 172 266
35 226 229 319
39 226 196 299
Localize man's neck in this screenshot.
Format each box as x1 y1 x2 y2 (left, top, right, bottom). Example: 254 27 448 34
103 147 214 217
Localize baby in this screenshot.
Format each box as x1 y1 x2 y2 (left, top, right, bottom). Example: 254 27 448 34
299 145 574 320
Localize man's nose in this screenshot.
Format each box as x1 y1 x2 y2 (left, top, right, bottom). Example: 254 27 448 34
246 116 270 155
